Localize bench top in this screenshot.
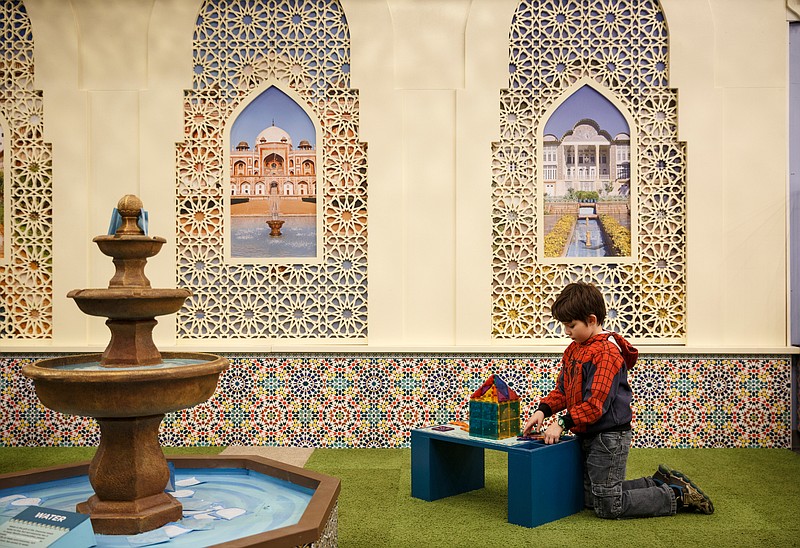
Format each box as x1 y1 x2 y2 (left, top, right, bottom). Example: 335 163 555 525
411 425 579 454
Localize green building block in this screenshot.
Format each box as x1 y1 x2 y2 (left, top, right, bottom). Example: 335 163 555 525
469 399 520 440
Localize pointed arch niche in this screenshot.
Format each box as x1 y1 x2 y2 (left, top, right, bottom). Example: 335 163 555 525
176 0 367 340
491 0 685 342
224 84 323 264
538 80 637 263
0 0 53 338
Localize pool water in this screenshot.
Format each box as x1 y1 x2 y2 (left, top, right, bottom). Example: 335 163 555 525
566 217 610 257
0 468 313 547
231 216 317 258
53 358 210 371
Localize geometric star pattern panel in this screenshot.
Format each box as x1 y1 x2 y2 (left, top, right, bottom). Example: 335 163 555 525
176 0 367 339
2 354 790 449
492 0 686 340
0 0 54 338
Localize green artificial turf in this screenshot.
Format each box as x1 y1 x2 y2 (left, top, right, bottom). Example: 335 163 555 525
304 448 800 548
2 446 798 547
0 446 225 475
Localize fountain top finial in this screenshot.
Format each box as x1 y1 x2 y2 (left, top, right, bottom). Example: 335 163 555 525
116 194 144 236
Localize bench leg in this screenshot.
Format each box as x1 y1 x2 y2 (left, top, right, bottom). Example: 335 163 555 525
411 432 484 501
507 439 584 527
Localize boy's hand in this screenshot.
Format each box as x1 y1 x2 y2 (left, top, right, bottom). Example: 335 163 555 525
522 410 545 436
543 421 563 444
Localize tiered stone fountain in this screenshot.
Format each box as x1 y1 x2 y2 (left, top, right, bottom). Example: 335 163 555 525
22 195 229 535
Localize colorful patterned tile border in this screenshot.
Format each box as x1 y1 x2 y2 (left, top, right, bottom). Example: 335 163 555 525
0 354 792 449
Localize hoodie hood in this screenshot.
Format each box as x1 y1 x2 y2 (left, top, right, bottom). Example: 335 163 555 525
604 332 638 370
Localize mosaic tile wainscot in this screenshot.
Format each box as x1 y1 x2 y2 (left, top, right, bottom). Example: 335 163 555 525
0 353 792 449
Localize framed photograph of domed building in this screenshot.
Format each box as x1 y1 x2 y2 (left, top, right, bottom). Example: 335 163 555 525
539 82 637 263
225 85 322 263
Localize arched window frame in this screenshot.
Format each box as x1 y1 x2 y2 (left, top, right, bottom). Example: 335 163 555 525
176 0 368 340
491 0 685 343
0 0 53 339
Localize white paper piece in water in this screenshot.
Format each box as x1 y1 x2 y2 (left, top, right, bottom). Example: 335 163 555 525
191 513 217 520
127 529 171 546
10 497 42 506
175 477 203 487
163 525 192 538
0 495 26 505
183 519 214 531
171 489 195 498
180 499 213 511
214 507 246 520
0 495 25 508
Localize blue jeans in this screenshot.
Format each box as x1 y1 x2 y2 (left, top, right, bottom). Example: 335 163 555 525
581 431 676 519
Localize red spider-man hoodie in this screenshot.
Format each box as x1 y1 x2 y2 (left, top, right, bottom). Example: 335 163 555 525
536 331 638 436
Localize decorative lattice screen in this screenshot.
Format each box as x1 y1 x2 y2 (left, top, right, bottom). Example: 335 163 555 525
0 0 53 338
492 0 685 341
177 0 367 339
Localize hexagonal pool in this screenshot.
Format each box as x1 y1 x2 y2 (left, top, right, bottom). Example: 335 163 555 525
0 456 339 547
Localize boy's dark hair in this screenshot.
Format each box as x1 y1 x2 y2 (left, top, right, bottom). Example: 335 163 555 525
551 282 606 325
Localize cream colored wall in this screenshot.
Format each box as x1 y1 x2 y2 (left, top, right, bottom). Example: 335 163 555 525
351 0 518 347
664 0 789 348
12 0 793 351
23 0 201 350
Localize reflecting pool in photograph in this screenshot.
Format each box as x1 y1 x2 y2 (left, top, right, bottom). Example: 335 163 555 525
231 216 316 258
566 217 609 257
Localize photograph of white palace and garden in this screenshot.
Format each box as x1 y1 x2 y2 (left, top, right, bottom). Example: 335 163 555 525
542 87 632 259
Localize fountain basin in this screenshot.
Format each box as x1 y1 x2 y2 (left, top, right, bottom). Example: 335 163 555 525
0 456 340 547
67 289 192 320
22 353 231 534
93 234 166 260
23 352 227 417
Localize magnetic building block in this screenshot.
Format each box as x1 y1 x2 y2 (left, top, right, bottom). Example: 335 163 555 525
468 374 520 440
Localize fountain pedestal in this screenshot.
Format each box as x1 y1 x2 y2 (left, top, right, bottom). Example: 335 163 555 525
22 195 229 535
76 415 182 532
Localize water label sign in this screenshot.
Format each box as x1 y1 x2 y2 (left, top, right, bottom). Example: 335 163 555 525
0 506 96 547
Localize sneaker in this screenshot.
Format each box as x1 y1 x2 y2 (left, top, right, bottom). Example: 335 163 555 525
652 463 671 486
654 464 714 514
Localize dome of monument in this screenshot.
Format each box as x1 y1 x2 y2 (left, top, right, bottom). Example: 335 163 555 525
257 125 292 147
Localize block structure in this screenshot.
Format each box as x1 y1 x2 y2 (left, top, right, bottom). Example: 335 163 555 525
469 399 520 439
468 374 520 440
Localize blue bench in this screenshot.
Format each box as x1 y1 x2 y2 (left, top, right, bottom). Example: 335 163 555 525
411 426 584 527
